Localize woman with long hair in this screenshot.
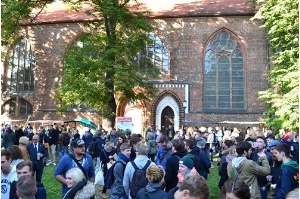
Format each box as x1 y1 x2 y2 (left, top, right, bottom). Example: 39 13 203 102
116 135 126 153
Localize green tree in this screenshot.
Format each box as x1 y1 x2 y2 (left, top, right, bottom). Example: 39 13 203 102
1 0 49 47
55 0 160 127
252 0 299 130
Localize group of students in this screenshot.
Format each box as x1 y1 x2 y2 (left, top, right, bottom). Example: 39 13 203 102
2 123 299 199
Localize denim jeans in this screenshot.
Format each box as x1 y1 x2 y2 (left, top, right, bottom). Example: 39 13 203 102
259 186 268 199
58 146 68 158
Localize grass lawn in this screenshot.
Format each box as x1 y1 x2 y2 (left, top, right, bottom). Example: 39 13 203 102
42 158 222 199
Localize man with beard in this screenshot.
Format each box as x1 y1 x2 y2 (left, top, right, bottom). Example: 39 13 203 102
227 141 270 199
54 138 95 197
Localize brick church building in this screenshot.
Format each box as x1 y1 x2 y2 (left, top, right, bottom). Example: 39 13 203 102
1 0 269 134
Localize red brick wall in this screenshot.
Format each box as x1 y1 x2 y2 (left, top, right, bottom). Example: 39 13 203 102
3 15 268 129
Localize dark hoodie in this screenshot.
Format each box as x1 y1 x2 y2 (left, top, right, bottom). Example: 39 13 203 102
3 128 15 149
273 160 299 199
189 146 211 179
91 134 105 157
164 150 186 192
136 183 167 199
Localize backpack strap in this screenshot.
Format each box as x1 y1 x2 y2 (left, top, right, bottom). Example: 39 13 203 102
142 160 151 170
69 154 88 179
131 161 138 170
161 148 172 162
131 160 151 171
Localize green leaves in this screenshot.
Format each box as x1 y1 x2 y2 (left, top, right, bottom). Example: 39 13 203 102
55 0 159 125
253 0 299 130
1 0 49 47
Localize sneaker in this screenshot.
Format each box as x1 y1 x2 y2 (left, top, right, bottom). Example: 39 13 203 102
46 162 52 166
53 163 56 166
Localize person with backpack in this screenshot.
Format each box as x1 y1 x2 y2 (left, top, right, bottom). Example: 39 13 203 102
136 165 167 199
99 140 116 195
58 128 70 158
123 142 155 199
82 127 93 149
88 130 105 174
110 143 132 199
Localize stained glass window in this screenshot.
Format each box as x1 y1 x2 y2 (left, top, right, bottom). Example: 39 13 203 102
204 30 244 110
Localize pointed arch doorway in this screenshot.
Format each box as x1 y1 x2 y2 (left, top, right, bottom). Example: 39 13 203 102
156 95 180 133
161 106 174 134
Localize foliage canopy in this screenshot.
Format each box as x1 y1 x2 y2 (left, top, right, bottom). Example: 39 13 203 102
1 0 48 47
252 0 299 130
55 0 160 126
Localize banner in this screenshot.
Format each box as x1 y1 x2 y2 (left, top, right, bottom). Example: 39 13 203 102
116 117 132 134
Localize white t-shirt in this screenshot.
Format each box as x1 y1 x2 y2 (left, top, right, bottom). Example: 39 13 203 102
1 166 18 199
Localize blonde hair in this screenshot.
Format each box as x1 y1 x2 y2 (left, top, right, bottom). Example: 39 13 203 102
228 145 237 155
136 143 148 155
286 188 299 199
146 165 165 184
66 168 85 184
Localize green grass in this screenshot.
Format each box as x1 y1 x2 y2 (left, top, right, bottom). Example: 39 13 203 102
42 164 61 199
207 161 221 199
42 156 222 199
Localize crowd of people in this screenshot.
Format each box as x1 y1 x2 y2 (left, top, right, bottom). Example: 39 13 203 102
1 122 299 199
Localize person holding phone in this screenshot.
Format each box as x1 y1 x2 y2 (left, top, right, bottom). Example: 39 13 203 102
251 136 273 199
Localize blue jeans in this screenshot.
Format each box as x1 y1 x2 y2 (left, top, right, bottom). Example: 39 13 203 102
58 146 68 158
259 186 268 199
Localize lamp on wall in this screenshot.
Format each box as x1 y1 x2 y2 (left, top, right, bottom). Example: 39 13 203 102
183 100 187 125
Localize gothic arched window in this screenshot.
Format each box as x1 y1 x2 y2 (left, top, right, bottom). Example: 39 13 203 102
1 98 33 116
5 38 35 92
204 30 244 110
137 32 169 72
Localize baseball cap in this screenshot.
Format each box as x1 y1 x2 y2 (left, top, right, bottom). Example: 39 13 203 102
72 139 85 148
267 140 281 149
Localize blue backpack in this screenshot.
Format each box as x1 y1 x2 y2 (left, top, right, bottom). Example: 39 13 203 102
104 161 126 189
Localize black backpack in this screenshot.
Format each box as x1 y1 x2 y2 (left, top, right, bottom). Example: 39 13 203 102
62 134 70 146
130 160 151 199
104 161 126 189
87 139 101 158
